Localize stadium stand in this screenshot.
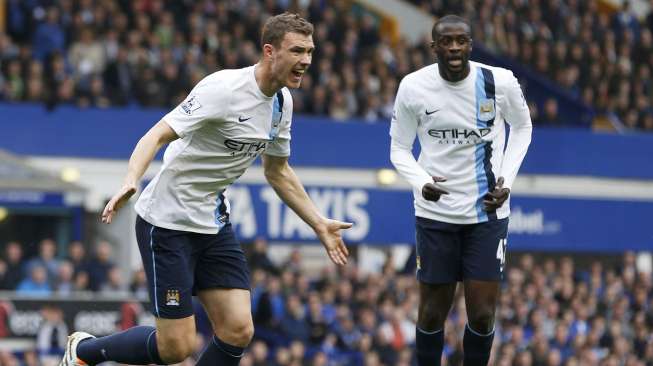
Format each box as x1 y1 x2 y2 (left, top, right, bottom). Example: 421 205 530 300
1 237 652 365
407 0 653 131
1 0 652 130
1 1 653 366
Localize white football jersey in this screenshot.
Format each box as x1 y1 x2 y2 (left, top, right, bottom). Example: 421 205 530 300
135 65 293 234
390 61 532 224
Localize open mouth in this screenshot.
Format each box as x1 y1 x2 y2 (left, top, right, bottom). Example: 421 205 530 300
448 59 463 67
291 70 305 79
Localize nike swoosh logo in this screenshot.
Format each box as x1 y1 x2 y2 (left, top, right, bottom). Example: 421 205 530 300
238 116 252 122
425 109 440 115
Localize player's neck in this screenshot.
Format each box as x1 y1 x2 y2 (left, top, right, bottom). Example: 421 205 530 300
438 63 471 82
254 63 282 97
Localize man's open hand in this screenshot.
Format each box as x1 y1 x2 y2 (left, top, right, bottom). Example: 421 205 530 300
101 184 137 224
316 219 352 266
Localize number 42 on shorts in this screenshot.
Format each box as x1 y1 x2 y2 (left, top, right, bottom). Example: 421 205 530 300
496 238 507 273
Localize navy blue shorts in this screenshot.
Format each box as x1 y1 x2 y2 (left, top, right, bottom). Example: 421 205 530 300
415 216 509 283
135 215 250 319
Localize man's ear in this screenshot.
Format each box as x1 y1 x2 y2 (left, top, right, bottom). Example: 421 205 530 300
263 43 274 59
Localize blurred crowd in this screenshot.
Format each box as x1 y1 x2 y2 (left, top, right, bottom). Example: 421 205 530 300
0 0 397 123
410 0 653 130
0 0 650 130
0 238 147 297
1 236 652 366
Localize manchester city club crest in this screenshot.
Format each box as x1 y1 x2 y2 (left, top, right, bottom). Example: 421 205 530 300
165 289 180 306
478 98 496 122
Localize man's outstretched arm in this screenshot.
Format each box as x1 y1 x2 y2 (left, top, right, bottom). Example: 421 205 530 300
101 120 178 224
262 154 352 265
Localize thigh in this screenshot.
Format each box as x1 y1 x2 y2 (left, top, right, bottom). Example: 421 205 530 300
197 288 252 336
194 223 250 291
415 216 463 284
461 217 509 281
135 216 195 319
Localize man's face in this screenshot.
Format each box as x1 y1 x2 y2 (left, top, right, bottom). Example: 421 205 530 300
269 32 314 89
432 23 472 75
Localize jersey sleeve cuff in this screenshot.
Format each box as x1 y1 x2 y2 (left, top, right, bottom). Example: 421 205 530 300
162 116 186 139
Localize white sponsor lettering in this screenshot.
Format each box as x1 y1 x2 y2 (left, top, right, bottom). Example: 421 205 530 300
509 207 561 235
344 190 369 241
228 185 370 241
259 187 282 237
74 311 119 335
282 202 315 239
9 311 42 335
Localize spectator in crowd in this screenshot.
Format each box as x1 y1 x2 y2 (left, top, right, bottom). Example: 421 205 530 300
76 74 111 108
642 113 653 131
0 32 19 62
32 6 65 62
99 266 128 295
253 274 285 330
247 237 279 274
16 265 51 296
280 294 311 343
25 238 60 286
86 240 115 292
129 267 149 300
284 248 303 274
378 308 415 352
103 47 132 105
54 260 75 295
66 240 88 276
249 340 269 366
0 241 25 290
35 305 68 364
539 98 562 126
73 270 90 292
4 59 24 101
67 27 106 88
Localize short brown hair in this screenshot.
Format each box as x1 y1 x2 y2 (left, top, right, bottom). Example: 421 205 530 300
261 12 314 48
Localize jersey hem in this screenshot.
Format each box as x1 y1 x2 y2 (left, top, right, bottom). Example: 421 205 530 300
263 150 290 157
415 207 510 224
135 212 220 234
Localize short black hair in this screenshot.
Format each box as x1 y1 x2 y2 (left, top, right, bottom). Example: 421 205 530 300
432 15 471 40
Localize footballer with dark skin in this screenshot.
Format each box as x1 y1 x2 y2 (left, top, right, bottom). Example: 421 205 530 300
424 20 510 211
